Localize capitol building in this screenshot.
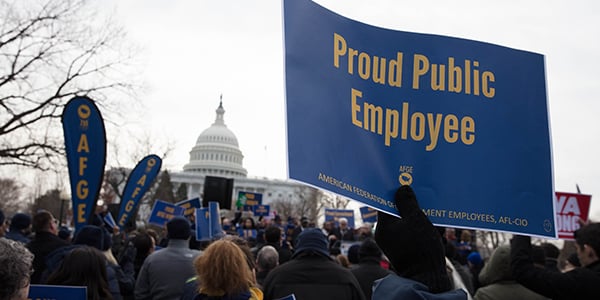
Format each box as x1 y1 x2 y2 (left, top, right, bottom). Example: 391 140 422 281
170 101 311 209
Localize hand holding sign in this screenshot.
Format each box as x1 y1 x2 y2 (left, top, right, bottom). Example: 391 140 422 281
375 185 453 293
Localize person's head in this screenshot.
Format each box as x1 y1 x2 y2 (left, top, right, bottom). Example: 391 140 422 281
32 210 58 235
338 218 348 230
58 226 72 242
574 223 600 267
301 217 309 228
9 213 31 234
359 238 383 261
292 228 330 259
47 247 112 300
541 243 560 259
73 225 111 251
347 244 361 264
264 225 282 244
243 217 255 229
167 216 191 240
133 231 155 259
256 245 279 272
445 228 456 241
478 245 512 284
222 235 256 271
0 238 34 300
460 230 471 243
194 240 254 296
323 221 333 231
467 251 483 268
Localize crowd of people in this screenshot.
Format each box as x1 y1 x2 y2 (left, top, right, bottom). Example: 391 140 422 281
1 186 599 300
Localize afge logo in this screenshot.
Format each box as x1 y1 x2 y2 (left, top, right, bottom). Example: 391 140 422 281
398 165 414 185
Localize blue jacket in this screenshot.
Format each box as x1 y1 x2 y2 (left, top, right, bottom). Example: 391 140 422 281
373 274 467 300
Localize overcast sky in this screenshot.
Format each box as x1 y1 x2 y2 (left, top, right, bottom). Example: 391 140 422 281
102 0 600 220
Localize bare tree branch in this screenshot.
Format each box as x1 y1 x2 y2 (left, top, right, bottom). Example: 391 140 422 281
0 0 139 170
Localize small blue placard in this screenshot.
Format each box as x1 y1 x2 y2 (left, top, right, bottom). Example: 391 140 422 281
253 204 271 217
29 284 87 299
195 207 211 241
325 209 356 228
148 200 185 227
360 206 378 223
176 197 201 219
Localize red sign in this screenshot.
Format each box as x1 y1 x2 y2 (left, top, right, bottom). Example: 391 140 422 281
555 192 592 240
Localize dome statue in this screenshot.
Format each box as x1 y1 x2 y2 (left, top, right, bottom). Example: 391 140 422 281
183 99 247 177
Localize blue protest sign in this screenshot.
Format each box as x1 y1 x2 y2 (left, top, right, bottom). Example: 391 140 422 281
103 212 117 229
360 206 378 223
62 96 106 232
253 204 270 217
117 155 162 229
176 197 202 219
237 191 263 207
148 200 185 227
209 201 223 238
283 0 555 237
238 228 258 239
195 208 211 241
325 209 356 228
29 284 86 299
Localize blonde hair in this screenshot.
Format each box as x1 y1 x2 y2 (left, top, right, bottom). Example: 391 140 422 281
195 240 254 296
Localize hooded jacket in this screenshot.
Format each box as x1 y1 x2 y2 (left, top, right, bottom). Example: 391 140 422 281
474 245 547 300
373 274 467 300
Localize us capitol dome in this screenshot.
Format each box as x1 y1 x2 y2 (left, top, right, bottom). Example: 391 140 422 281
171 99 310 208
182 100 247 177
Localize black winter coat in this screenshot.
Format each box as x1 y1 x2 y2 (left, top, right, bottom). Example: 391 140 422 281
26 231 69 284
511 235 600 300
262 254 366 300
350 258 392 299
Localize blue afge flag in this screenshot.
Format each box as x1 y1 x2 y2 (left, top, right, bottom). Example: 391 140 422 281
117 155 162 229
62 96 106 232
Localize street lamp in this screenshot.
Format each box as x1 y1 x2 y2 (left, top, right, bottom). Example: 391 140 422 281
59 191 70 227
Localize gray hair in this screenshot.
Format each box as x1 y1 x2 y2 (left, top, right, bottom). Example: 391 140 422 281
256 245 279 271
0 238 34 300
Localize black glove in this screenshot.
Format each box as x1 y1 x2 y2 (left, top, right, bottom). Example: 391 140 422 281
375 185 452 293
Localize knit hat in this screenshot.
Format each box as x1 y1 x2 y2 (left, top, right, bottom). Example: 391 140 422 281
74 225 109 250
58 226 72 240
10 213 31 230
359 238 382 260
375 185 452 293
167 216 191 240
348 244 361 264
467 251 482 266
292 228 330 259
